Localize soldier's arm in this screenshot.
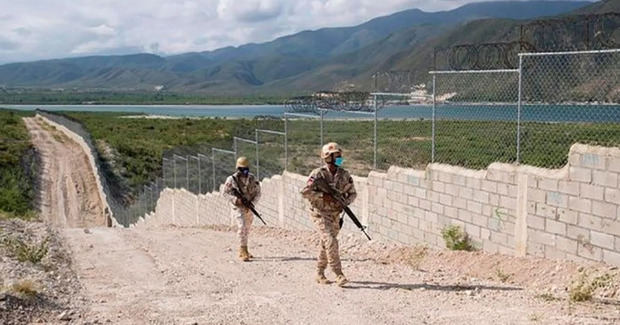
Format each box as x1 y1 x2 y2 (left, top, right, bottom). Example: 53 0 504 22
222 176 238 204
301 170 323 203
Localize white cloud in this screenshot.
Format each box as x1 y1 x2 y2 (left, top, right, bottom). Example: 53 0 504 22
0 0 589 64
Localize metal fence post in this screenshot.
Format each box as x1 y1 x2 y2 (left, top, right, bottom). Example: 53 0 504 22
255 129 260 180
186 155 189 190
211 148 216 192
373 94 378 169
517 54 523 165
431 75 436 163
320 109 324 147
284 114 288 171
173 157 177 188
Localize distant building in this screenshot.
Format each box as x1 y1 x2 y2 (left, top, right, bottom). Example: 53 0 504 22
154 85 165 91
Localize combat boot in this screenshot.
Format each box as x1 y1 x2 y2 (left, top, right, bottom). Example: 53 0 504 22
239 246 250 262
315 271 329 285
335 274 348 287
246 247 254 259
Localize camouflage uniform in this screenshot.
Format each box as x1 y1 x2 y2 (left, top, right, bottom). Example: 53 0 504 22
223 171 261 246
301 166 357 276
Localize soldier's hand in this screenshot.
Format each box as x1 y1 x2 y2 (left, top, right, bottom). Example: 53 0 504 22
234 198 243 206
323 194 337 205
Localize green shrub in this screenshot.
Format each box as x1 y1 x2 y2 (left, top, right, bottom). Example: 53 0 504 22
441 225 475 251
1 235 49 264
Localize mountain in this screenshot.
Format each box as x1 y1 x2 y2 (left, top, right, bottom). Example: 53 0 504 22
0 1 594 95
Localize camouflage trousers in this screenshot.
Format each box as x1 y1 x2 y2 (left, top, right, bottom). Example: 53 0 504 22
311 211 343 275
235 208 254 246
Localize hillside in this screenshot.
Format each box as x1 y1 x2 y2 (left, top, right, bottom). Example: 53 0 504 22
0 1 595 95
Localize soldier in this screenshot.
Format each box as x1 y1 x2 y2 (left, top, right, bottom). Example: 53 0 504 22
223 157 262 262
301 142 357 286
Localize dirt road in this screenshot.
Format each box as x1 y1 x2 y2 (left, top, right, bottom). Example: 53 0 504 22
64 225 620 324
24 117 107 227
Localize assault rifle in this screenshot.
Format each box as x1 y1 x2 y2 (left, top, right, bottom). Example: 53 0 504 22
312 177 371 240
232 176 267 225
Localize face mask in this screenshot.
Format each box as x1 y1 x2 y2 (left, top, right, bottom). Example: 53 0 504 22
239 167 250 175
334 157 344 167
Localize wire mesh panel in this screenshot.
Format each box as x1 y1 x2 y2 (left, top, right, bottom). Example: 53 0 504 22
188 156 201 194
257 130 285 180
376 113 432 171
212 149 236 191
197 153 212 194
173 155 189 190
322 110 375 176
162 158 174 188
285 113 322 175
520 50 620 168
234 137 258 175
433 70 520 168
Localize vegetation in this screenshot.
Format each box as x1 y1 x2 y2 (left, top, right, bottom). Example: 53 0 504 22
441 225 476 251
62 111 620 195
1 235 49 264
568 270 615 302
0 109 38 220
9 280 39 299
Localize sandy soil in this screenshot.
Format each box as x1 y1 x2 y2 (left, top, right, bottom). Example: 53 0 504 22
63 225 620 325
23 117 107 228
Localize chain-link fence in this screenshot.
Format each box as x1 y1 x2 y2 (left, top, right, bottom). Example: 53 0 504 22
284 112 323 175
431 70 520 168
519 49 620 168
234 136 258 175
256 129 285 179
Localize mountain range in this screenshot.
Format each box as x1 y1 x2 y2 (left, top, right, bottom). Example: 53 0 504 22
0 0 617 96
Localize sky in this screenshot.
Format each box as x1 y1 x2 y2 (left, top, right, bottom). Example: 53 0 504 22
0 0 588 64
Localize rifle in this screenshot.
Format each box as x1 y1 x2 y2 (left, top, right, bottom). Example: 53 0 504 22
312 177 371 240
232 176 267 225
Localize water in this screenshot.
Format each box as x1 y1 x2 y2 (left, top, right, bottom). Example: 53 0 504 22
3 104 620 122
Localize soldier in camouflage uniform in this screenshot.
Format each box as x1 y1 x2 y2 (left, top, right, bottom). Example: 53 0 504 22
223 157 262 262
301 142 356 286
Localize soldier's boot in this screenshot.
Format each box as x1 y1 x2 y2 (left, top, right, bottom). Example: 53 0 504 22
315 271 329 285
335 273 348 287
239 246 250 262
246 247 254 259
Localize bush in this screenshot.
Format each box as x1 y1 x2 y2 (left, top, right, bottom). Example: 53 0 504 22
10 280 38 299
441 225 475 251
1 235 49 264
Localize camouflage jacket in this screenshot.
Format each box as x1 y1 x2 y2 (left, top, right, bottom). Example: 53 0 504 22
223 171 261 209
301 166 357 214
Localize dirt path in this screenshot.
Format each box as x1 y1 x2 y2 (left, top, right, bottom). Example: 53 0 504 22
23 117 107 228
63 226 620 325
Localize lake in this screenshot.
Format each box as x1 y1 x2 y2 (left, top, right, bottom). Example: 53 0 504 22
3 104 620 122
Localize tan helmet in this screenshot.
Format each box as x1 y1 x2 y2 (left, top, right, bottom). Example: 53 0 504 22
236 156 250 168
321 142 342 159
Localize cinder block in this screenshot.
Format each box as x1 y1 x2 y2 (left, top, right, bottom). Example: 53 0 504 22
546 192 568 208
580 184 605 201
569 167 592 183
432 181 445 193
453 197 467 209
577 244 602 261
458 209 473 223
444 206 458 219
489 194 500 206
590 230 615 250
528 188 546 203
580 153 606 170
569 197 592 213
431 202 444 214
481 181 497 193
466 177 482 189
605 188 619 205
472 213 487 227
603 250 620 267
497 183 509 196
545 246 567 260
460 187 474 200
536 204 557 219
419 199 431 211
610 157 620 173
592 201 617 219
473 191 489 204
528 214 545 230
483 240 500 254
467 201 483 214
445 183 459 196
557 208 578 225
439 193 453 206
538 179 558 191
527 242 545 257
567 225 590 241
528 228 556 246
558 181 580 196
593 171 618 188
546 219 566 236
556 236 578 254
500 195 516 208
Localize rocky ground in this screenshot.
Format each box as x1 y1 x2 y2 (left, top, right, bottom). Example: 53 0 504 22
0 219 85 324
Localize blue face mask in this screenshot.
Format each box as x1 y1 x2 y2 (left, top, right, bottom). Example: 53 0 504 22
334 157 344 167
239 167 250 176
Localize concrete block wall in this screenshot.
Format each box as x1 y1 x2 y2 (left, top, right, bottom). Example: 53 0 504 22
139 144 620 267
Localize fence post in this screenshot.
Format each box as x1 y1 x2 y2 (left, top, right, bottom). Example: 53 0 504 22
186 156 189 190
517 54 523 165
320 109 324 147
373 94 378 169
431 75 436 163
173 157 177 188
211 148 216 192
255 129 260 180
284 114 288 171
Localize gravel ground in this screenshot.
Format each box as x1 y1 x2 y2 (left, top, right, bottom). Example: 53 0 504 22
60 224 620 324
0 219 85 324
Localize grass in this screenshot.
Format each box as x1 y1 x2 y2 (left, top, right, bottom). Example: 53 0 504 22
1 235 49 264
406 245 429 270
56 111 620 195
495 268 512 283
534 293 560 302
0 109 38 219
9 279 38 299
441 225 476 251
568 270 615 302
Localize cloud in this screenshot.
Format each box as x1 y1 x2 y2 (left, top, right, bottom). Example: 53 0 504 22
0 0 590 64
